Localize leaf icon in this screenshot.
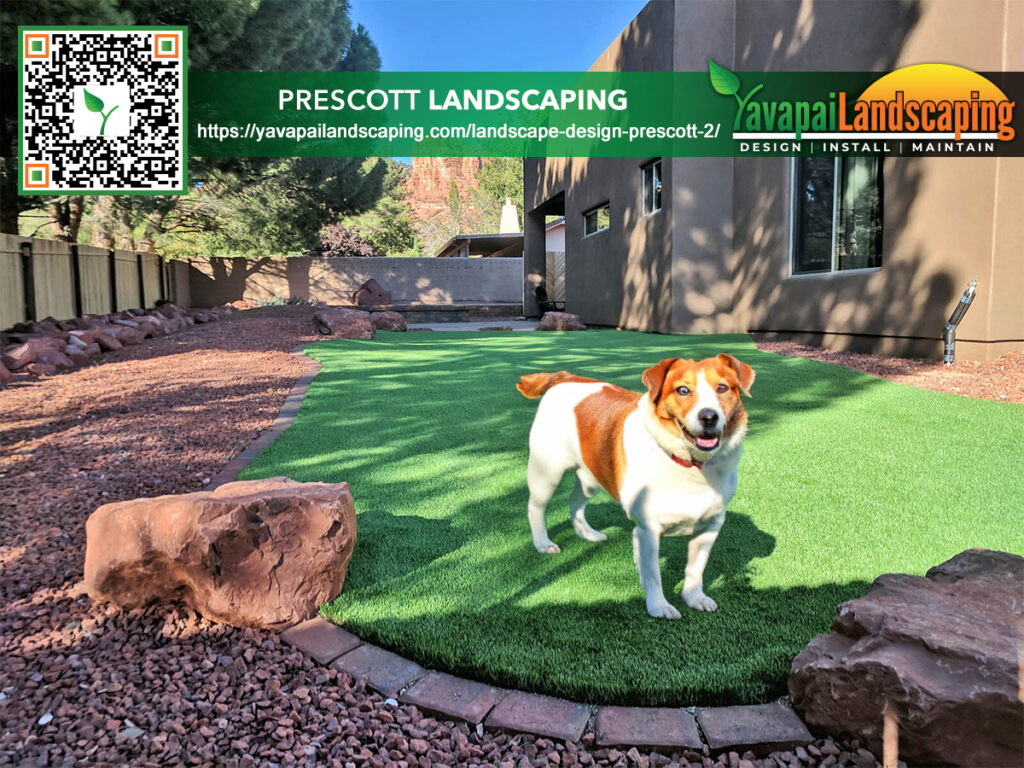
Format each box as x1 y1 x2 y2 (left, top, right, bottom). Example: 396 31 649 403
83 88 105 113
708 59 741 96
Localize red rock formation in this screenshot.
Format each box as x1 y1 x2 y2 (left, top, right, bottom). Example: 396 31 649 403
789 548 1023 767
405 157 483 223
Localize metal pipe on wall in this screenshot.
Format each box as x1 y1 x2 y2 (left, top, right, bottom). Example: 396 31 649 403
944 279 977 366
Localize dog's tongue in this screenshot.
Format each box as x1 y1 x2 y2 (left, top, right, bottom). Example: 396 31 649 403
696 436 720 450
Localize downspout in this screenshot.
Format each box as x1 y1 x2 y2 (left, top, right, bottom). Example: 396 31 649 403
943 279 977 366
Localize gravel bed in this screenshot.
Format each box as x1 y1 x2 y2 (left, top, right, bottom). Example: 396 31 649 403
752 338 1024 404
2 310 884 767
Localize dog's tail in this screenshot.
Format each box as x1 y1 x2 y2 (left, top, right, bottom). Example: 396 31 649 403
516 371 599 398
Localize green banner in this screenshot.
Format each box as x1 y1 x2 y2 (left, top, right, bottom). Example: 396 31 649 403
189 70 1023 158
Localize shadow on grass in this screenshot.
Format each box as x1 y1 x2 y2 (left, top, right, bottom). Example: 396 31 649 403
242 330 1021 705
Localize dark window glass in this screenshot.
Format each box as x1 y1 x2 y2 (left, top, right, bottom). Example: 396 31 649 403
584 204 609 236
794 157 883 275
793 157 835 274
836 156 883 270
643 160 662 215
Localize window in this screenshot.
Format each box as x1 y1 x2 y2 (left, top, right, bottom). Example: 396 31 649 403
583 204 610 236
642 159 662 215
792 157 882 275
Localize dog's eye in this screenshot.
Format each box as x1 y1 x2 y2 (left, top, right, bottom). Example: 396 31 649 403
716 383 729 394
676 386 690 396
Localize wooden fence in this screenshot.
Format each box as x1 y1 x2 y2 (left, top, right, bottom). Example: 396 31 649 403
0 234 184 330
545 251 566 302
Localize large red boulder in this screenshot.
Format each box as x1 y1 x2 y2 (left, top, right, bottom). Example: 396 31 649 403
313 308 376 339
370 311 408 331
789 549 1023 767
84 478 358 629
353 278 391 307
536 311 586 331
2 337 66 371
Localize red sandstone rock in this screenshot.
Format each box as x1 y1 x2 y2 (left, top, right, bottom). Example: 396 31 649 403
313 308 376 339
95 333 123 352
156 302 188 320
536 312 587 331
2 337 66 370
789 548 1024 767
84 477 358 629
353 278 391 307
24 362 59 377
65 345 88 362
0 360 11 386
106 325 146 345
370 311 407 331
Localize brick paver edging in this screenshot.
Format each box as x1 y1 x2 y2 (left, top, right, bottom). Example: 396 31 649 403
283 618 813 754
208 345 322 489
214 346 815 753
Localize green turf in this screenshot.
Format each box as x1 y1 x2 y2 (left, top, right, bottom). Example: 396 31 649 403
240 330 1024 706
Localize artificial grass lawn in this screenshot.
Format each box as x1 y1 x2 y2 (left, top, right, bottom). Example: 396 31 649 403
240 330 1024 706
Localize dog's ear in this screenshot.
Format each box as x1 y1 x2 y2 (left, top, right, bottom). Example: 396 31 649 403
716 353 755 397
642 358 679 404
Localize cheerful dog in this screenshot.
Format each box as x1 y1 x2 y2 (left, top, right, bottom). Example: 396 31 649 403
517 354 755 618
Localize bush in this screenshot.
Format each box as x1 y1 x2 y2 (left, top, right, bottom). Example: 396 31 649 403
310 222 378 258
255 296 313 306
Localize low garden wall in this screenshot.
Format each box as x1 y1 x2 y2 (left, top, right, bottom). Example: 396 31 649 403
186 256 523 309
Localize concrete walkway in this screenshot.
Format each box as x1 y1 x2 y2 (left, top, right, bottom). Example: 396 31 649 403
407 320 536 332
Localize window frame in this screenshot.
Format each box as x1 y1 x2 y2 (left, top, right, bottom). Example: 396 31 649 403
788 157 883 278
641 159 662 216
583 202 610 238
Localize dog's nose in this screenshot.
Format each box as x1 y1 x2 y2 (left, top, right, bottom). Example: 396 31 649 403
698 409 719 429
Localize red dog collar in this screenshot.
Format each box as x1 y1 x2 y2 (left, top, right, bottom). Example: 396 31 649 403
671 454 704 469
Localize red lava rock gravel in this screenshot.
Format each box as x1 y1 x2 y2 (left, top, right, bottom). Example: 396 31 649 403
753 337 1024 404
2 308 883 767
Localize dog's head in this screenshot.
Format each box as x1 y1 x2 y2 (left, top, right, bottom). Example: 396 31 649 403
641 354 756 458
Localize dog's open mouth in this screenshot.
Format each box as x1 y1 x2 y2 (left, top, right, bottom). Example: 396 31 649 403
681 425 721 452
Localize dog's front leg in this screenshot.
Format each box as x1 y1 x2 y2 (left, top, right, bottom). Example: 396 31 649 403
634 526 681 619
681 530 720 612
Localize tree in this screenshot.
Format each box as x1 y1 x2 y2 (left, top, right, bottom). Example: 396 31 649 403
0 1 131 234
335 25 382 72
342 160 420 257
2 0 384 242
310 222 378 258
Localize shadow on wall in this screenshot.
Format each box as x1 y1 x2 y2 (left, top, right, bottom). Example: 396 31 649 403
732 150 963 357
186 257 523 309
531 0 948 350
732 0 921 72
534 156 673 334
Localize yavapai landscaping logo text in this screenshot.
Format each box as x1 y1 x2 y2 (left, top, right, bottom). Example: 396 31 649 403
708 60 1015 154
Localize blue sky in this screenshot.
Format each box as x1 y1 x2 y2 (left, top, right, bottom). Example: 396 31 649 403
349 0 650 71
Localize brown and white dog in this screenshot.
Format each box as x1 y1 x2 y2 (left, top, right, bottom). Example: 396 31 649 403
517 355 755 619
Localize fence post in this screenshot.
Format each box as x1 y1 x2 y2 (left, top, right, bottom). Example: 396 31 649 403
70 244 84 318
108 249 118 313
158 255 166 303
136 252 145 308
20 241 37 324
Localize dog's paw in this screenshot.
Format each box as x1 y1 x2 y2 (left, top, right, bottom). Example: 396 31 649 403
534 540 561 554
646 600 682 619
574 527 607 543
682 589 718 612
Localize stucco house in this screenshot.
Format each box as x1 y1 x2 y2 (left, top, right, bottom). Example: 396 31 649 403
523 0 1022 361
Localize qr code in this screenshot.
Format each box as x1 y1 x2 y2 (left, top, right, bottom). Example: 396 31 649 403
20 27 187 194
